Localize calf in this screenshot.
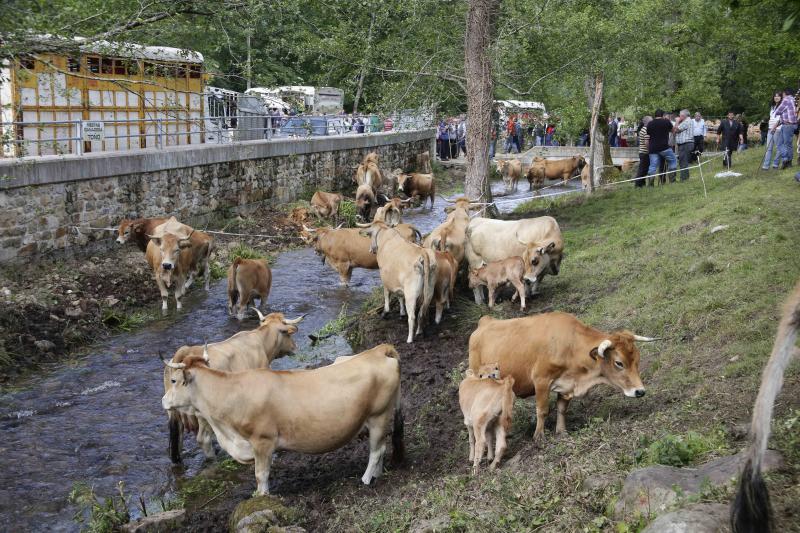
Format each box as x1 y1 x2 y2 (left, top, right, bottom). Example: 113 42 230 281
468 256 527 310
116 216 169 252
459 369 515 473
526 165 545 191
310 191 343 221
496 159 522 191
417 150 432 173
398 173 435 209
227 258 272 320
432 250 457 324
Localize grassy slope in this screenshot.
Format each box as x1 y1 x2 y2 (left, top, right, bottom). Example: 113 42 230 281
321 150 800 532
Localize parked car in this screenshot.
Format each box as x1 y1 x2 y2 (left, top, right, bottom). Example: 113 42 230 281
274 116 345 138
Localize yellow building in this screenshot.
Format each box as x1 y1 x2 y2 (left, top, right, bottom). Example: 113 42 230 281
0 39 206 157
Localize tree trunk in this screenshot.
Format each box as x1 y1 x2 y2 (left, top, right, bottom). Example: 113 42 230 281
464 0 498 201
585 71 613 190
352 13 375 115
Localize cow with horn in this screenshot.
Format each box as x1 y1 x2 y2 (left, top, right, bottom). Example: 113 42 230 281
164 311 305 462
424 196 490 266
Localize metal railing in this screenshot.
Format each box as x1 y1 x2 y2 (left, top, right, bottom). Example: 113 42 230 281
0 108 435 158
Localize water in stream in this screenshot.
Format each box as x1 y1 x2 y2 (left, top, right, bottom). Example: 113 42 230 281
0 176 576 532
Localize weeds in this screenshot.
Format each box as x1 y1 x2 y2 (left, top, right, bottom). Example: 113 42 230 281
635 430 728 467
227 243 267 261
100 309 155 332
69 481 130 533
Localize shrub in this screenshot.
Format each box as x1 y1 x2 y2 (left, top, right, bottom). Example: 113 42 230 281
635 430 727 467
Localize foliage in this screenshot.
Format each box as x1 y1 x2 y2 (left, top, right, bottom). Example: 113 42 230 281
68 481 130 533
635 430 727 467
100 309 155 332
338 199 358 228
227 243 267 261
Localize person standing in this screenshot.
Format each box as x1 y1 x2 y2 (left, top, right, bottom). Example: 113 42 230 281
691 112 706 162
608 116 618 147
762 92 784 170
647 109 678 184
759 118 768 146
673 109 694 181
717 111 743 169
458 119 467 157
534 123 544 146
635 116 652 187
438 120 450 161
774 87 797 169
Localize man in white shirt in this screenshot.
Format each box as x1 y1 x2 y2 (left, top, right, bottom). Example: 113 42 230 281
691 112 706 161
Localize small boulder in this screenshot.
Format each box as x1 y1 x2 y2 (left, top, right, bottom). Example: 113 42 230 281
709 225 729 234
229 495 301 533
410 515 451 533
641 503 729 533
34 340 56 353
616 449 782 519
121 509 185 532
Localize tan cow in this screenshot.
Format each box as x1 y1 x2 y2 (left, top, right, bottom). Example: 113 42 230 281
529 155 585 183
310 191 343 221
468 312 656 441
164 311 305 462
162 343 404 494
227 257 272 320
360 222 437 343
465 216 564 302
355 152 383 190
432 250 457 324
526 165 545 192
145 217 213 311
468 256 527 310
116 216 169 252
459 369 515 473
398 173 435 208
496 159 522 191
417 150 432 173
580 164 591 190
289 207 310 224
424 196 485 266
355 183 378 221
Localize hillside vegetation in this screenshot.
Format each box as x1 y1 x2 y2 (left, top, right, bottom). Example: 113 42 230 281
314 150 800 531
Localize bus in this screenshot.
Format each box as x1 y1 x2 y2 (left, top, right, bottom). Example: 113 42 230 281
1 37 206 157
245 86 344 115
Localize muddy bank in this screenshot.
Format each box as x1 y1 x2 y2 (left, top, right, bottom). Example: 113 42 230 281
0 209 302 382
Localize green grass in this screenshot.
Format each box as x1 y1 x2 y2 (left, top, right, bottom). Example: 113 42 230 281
316 148 800 532
69 482 130 533
100 309 157 332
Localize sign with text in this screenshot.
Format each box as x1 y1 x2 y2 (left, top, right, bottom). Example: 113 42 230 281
81 121 105 141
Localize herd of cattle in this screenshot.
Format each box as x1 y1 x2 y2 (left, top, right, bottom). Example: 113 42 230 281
114 150 657 494
497 153 638 192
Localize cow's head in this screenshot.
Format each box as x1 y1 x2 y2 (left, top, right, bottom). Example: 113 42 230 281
521 241 556 283
149 230 193 283
397 173 412 193
357 221 388 254
254 309 305 357
467 266 485 289
443 196 486 214
116 219 133 244
162 346 210 410
575 155 586 169
478 363 500 379
495 160 507 173
589 332 657 398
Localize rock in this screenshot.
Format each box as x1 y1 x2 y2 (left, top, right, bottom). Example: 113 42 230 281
582 473 621 492
1 287 10 297
641 503 729 533
64 306 83 317
105 297 120 307
229 495 300 533
120 509 185 532
34 340 56 353
410 515 451 533
615 449 782 519
710 225 729 234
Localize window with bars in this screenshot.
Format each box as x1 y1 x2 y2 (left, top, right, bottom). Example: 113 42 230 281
67 57 80 72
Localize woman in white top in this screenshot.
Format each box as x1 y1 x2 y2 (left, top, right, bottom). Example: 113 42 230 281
762 92 783 170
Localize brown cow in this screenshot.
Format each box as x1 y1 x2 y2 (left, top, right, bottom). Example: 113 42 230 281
459 369 515 473
373 197 413 227
355 184 378 221
432 250 457 324
424 197 485 266
398 173 435 208
145 217 213 311
162 343 403 494
310 191 343 221
355 152 383 190
529 155 585 184
417 150 432 173
289 207 310 224
468 312 656 441
116 216 169 252
468 256 527 310
227 258 272 320
496 159 522 191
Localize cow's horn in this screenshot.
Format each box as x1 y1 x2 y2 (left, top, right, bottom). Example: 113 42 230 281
252 307 266 321
202 342 210 363
597 339 613 357
632 335 659 342
301 224 315 232
164 360 186 369
439 195 455 204
355 222 372 228
335 222 345 229
283 314 306 325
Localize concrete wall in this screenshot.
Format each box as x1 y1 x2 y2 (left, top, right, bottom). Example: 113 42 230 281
0 129 435 262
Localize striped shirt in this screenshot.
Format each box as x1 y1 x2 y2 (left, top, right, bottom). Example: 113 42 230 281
638 126 649 154
775 95 797 125
674 118 693 144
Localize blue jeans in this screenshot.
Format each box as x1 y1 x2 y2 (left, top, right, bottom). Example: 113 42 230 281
762 130 782 168
648 149 677 182
489 140 496 158
779 124 796 163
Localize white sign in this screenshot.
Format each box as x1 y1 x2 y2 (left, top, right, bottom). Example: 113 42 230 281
82 121 105 141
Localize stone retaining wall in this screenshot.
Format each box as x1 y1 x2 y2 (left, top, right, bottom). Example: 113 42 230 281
0 129 435 262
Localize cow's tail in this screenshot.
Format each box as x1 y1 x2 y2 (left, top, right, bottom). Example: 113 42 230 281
168 409 183 464
732 280 800 533
421 251 435 322
391 381 406 466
